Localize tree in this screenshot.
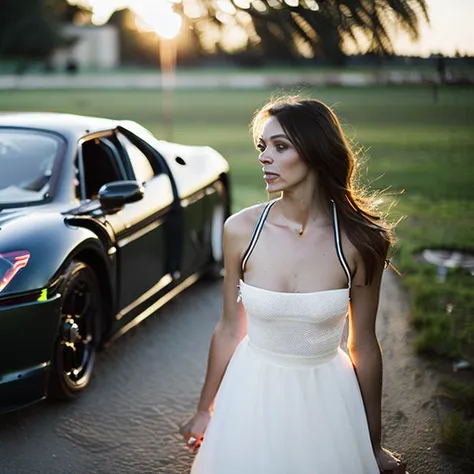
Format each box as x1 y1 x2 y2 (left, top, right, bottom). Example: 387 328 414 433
176 0 429 65
45 0 92 24
0 0 67 60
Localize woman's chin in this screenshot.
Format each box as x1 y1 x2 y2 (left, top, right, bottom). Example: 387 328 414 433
265 182 283 193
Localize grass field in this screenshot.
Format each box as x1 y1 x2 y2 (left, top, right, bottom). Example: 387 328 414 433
1 84 474 465
2 86 473 239
2 86 473 207
2 84 473 351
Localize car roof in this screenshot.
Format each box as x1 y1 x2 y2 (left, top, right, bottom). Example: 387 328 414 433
0 112 124 139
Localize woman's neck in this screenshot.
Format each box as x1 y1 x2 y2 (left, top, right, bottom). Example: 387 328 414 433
277 182 331 235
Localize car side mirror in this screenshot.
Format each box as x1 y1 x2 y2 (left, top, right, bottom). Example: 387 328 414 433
98 180 144 210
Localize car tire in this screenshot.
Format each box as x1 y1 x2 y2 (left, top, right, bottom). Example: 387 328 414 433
48 260 102 400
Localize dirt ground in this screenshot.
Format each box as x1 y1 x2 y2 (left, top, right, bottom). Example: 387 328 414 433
378 271 466 474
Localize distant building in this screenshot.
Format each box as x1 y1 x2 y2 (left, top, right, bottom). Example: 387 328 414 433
52 25 119 70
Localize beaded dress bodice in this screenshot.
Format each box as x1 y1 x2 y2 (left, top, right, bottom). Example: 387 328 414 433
239 199 351 359
239 282 349 358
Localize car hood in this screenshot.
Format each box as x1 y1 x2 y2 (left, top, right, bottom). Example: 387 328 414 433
0 208 31 228
0 204 65 229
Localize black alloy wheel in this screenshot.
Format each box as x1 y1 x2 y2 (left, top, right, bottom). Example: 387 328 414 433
48 260 102 400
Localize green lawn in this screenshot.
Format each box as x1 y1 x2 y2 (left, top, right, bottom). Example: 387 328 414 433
1 85 473 295
2 86 473 209
1 84 474 465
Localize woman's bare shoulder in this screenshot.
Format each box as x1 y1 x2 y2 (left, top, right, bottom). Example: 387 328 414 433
339 228 358 254
338 227 360 269
224 202 267 242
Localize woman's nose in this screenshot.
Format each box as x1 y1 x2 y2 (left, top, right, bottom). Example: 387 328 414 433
258 152 273 165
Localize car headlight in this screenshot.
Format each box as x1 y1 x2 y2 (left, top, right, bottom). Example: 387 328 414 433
0 251 30 293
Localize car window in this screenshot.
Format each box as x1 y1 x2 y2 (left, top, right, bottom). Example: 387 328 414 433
0 129 61 206
117 133 156 184
79 138 125 200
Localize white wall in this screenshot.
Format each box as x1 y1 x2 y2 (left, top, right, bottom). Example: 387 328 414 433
52 25 120 70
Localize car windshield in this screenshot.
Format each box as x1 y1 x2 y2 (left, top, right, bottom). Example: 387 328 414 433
0 129 61 206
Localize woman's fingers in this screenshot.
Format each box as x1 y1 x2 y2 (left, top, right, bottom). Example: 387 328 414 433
185 434 203 452
192 437 203 452
179 423 201 449
178 420 187 435
179 412 210 452
179 418 195 438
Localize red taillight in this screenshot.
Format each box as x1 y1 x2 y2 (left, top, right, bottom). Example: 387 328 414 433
0 251 30 292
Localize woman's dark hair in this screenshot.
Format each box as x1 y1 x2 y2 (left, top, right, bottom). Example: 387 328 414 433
252 96 394 285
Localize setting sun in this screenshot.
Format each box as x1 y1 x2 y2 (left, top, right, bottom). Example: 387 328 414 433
132 1 182 39
69 0 182 39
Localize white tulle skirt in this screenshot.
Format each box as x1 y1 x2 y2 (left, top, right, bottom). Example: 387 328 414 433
190 336 379 474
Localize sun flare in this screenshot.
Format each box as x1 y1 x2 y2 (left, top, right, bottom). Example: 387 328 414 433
70 0 183 39
133 2 182 39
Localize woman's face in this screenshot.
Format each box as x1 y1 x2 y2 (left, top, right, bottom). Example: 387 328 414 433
257 116 312 194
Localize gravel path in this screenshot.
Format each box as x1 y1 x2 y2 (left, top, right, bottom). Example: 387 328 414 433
377 271 464 474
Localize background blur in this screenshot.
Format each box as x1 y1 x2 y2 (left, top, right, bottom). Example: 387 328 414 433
1 0 473 470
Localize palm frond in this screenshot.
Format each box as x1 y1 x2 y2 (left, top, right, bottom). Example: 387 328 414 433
181 0 429 63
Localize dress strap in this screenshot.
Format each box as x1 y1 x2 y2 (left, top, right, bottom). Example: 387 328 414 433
331 200 352 290
241 200 277 277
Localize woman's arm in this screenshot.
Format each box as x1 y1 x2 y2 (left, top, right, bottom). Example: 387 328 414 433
349 263 407 472
347 259 384 451
180 212 249 447
195 216 247 412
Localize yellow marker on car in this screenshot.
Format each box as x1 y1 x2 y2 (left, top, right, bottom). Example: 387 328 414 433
38 289 48 301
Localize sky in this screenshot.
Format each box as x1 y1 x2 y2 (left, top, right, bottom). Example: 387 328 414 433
69 0 474 57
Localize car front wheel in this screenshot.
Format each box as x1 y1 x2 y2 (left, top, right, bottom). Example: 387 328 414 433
48 260 102 400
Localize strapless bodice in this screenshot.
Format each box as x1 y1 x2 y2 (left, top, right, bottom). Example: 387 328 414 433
239 280 349 359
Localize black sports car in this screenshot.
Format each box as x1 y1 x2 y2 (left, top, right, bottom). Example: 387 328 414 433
0 112 230 413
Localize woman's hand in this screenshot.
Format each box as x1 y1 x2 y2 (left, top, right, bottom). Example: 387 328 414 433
179 410 211 452
375 447 407 473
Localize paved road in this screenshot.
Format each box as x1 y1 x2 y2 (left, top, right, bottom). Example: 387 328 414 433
0 279 222 474
0 274 465 474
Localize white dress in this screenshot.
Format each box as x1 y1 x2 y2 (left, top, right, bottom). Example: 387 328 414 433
190 200 380 474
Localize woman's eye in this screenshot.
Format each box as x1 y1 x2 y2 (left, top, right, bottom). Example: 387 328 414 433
257 144 265 152
276 143 287 151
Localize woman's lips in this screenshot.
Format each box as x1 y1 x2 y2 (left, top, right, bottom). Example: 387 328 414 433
264 173 279 183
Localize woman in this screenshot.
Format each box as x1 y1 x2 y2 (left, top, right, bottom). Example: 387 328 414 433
180 96 407 474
